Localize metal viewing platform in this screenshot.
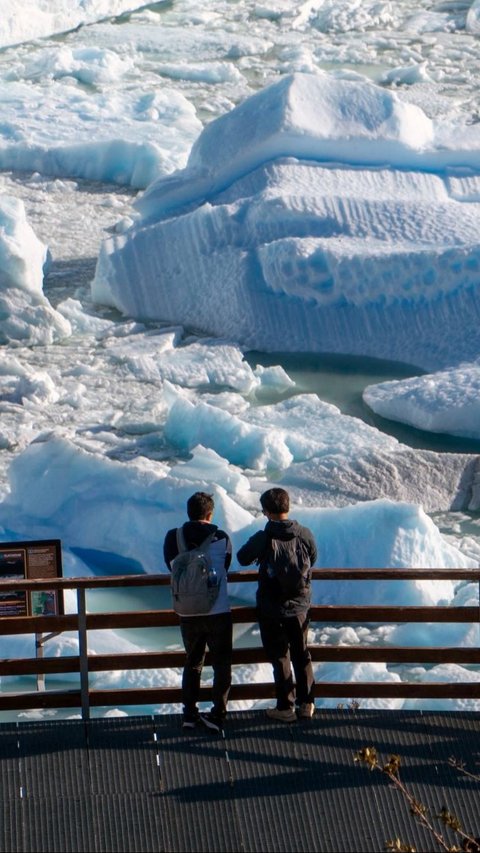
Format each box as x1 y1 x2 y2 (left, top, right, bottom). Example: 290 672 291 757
1 709 479 853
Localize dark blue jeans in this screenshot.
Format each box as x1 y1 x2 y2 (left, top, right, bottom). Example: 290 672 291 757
259 610 314 710
180 611 232 718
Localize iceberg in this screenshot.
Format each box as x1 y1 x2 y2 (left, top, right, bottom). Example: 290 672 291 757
0 195 71 345
92 71 480 370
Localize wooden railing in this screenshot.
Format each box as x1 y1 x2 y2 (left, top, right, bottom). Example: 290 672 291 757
1 568 479 719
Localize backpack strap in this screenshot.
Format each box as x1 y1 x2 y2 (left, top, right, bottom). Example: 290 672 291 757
264 534 278 580
176 525 187 554
264 532 273 557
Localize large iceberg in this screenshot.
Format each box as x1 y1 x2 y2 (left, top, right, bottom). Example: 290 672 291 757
92 71 480 371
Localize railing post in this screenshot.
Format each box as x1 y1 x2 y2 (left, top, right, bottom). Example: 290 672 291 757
35 633 45 692
77 587 90 721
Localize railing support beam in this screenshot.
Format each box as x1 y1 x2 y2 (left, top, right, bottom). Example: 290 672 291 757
77 587 90 721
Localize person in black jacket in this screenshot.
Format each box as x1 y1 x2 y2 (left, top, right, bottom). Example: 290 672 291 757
164 491 232 733
237 487 317 722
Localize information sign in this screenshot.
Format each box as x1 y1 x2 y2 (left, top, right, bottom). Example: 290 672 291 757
0 539 63 617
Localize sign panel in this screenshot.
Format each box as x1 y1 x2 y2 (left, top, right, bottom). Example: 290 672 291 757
0 539 63 617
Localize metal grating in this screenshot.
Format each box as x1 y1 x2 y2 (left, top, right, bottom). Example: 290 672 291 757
0 710 478 853
0 722 20 802
89 794 166 853
19 797 96 853
154 714 240 852
18 719 90 799
87 715 159 795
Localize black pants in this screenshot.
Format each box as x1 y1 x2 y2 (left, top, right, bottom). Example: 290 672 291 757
259 610 314 711
180 611 232 718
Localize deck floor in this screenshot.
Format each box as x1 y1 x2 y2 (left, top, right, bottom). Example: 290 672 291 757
1 710 479 852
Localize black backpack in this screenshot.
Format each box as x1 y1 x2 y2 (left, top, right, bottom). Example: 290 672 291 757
170 527 219 616
265 535 312 599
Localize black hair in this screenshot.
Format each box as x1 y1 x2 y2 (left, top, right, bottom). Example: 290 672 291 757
260 487 290 515
187 491 215 521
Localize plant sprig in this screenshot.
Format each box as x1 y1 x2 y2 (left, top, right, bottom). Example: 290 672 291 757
354 747 480 852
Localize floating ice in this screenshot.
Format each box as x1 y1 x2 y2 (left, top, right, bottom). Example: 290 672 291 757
364 366 480 442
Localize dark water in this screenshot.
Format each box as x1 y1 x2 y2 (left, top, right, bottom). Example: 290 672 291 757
245 351 480 455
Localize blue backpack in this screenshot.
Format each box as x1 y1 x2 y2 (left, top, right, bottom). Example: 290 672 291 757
170 527 219 616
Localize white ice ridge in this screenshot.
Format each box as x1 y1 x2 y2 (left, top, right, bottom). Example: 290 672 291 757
0 195 71 345
92 72 480 370
0 1 146 49
0 434 474 583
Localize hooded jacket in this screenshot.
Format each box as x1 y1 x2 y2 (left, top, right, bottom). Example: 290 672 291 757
237 518 317 617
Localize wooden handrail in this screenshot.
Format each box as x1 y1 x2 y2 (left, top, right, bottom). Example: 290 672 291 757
1 604 478 636
1 569 479 718
2 644 479 678
1 567 480 592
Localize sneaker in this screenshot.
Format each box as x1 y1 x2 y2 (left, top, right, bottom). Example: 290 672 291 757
297 703 315 719
182 712 200 730
199 713 224 733
266 707 297 723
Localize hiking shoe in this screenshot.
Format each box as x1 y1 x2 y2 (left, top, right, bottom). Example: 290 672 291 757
297 703 315 719
266 707 297 723
199 713 224 733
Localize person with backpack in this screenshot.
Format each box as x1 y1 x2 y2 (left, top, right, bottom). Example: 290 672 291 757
163 491 233 733
236 487 317 722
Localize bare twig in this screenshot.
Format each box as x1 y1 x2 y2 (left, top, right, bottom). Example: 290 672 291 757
354 747 480 853
448 757 480 784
